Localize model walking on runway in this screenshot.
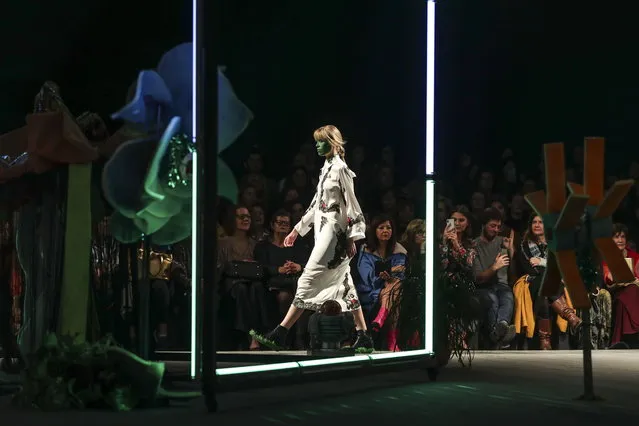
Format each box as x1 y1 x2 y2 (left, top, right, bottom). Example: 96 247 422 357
251 125 373 352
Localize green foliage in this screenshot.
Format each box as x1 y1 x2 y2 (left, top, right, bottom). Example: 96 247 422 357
12 333 141 411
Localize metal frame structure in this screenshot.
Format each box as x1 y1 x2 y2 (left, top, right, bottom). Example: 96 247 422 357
192 0 440 412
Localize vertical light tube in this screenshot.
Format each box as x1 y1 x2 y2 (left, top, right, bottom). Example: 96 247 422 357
426 0 435 176
424 0 436 353
190 0 199 379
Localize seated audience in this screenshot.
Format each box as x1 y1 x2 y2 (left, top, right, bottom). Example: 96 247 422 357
357 215 407 351
254 209 309 348
603 223 639 348
217 205 270 350
472 208 516 348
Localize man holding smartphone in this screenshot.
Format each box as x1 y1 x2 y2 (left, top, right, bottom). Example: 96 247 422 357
472 208 516 348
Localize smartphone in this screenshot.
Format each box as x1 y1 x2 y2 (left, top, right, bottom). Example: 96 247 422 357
375 260 392 276
500 247 508 257
446 218 455 232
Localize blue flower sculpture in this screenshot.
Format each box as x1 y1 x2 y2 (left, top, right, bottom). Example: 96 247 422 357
102 42 253 245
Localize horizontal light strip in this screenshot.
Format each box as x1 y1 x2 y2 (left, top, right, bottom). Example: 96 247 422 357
216 351 433 376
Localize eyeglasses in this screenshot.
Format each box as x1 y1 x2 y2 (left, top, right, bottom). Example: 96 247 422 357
274 220 291 226
236 214 251 220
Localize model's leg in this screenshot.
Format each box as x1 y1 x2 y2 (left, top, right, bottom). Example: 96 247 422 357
280 304 305 329
351 307 374 353
352 307 368 331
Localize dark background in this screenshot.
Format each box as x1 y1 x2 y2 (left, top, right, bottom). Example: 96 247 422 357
1 0 637 181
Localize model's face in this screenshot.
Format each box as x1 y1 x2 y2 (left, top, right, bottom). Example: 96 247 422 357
376 221 392 242
414 229 425 245
613 232 627 251
316 139 331 156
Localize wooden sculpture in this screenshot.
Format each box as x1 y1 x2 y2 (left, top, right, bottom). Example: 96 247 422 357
525 137 634 308
525 137 634 401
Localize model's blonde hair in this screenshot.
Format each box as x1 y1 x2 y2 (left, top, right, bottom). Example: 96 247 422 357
313 125 346 158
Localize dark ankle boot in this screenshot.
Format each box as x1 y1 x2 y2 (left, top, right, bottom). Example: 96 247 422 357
352 330 374 353
250 326 288 351
537 318 552 350
551 296 582 330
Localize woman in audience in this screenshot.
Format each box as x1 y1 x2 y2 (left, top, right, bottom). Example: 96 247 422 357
603 223 639 348
218 205 270 350
400 219 426 276
250 204 269 242
356 215 408 351
513 214 551 349
513 214 583 350
440 206 478 356
254 209 308 348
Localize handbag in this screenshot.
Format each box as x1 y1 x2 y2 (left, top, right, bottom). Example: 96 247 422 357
223 261 264 281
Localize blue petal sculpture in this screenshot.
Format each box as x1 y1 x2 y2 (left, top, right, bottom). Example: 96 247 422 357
102 42 252 244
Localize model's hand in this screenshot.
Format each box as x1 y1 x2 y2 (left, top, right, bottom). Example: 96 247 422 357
391 265 405 273
347 238 357 258
529 257 542 267
284 229 298 247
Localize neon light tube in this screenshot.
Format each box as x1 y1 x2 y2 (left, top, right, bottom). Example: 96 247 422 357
217 350 433 377
424 181 435 352
426 0 435 176
424 0 436 354
190 0 199 379
423 0 436 353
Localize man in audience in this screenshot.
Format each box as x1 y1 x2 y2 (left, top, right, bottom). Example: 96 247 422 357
473 207 516 348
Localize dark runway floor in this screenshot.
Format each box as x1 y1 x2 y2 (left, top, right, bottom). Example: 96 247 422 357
2 350 638 425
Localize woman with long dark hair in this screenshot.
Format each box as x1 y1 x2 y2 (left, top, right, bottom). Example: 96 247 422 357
513 213 583 350
439 205 477 362
356 215 408 351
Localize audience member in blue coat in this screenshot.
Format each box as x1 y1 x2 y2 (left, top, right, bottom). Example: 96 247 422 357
356 216 407 350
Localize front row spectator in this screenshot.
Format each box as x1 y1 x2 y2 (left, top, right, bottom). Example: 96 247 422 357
356 216 407 351
472 208 516 348
604 223 639 348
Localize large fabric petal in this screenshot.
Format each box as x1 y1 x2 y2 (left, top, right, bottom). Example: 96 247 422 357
156 42 253 151
156 43 193 140
218 69 253 152
111 71 173 127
